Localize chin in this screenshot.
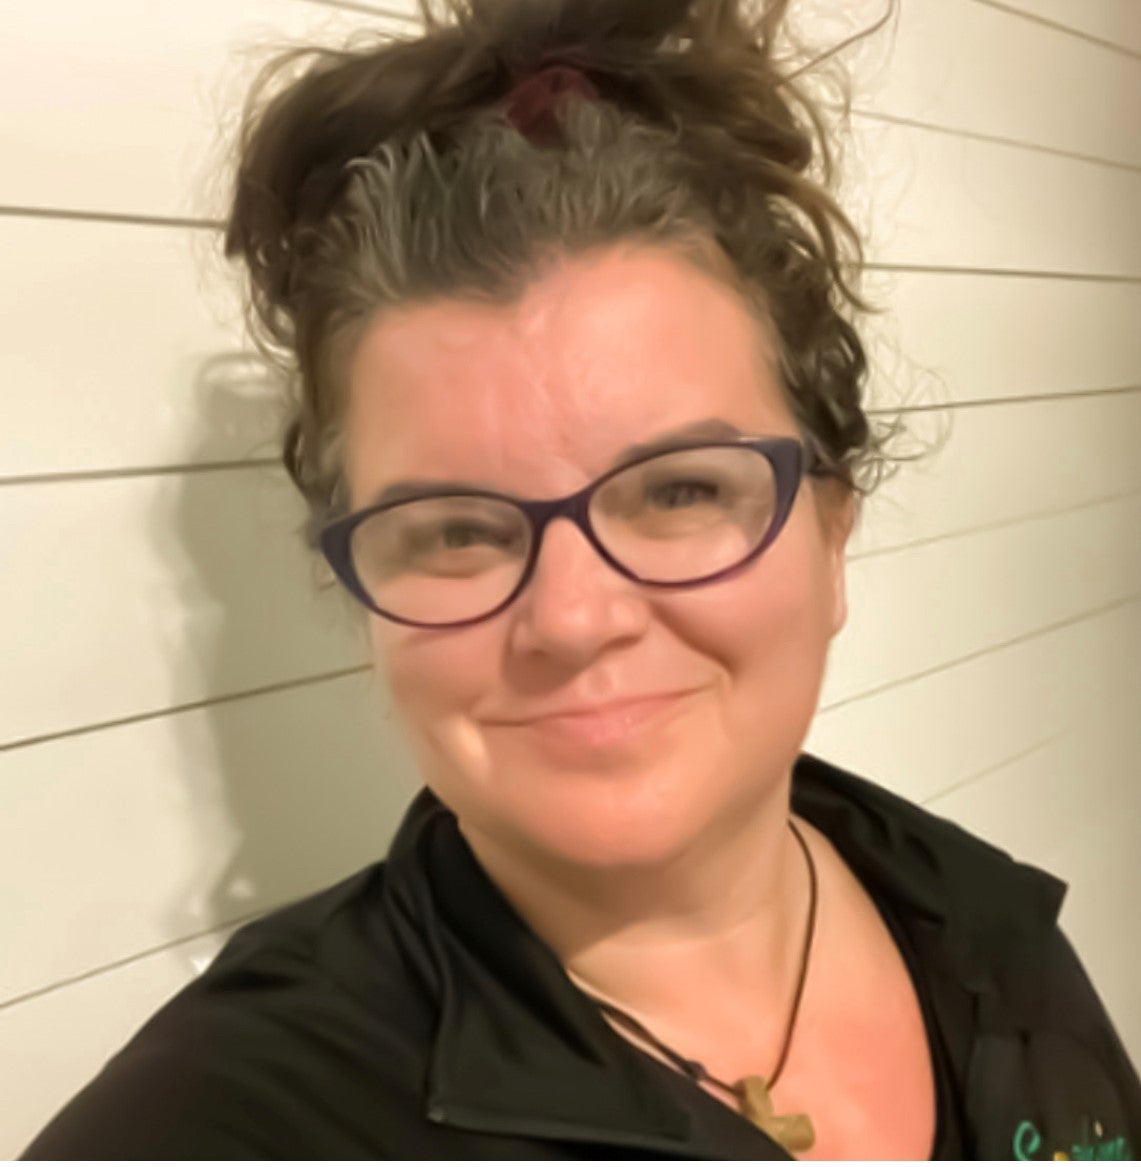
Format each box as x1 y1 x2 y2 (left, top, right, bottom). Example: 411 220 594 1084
524 800 700 871
461 747 747 875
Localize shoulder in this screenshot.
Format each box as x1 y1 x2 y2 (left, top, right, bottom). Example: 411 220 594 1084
22 861 437 1159
791 752 1067 937
791 754 1141 1154
966 925 1141 1159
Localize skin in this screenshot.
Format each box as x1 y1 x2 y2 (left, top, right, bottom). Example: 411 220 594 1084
344 243 934 1158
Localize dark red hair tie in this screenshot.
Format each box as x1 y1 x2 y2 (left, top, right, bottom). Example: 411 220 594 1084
504 63 600 141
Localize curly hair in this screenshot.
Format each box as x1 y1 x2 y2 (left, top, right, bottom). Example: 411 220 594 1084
224 0 897 534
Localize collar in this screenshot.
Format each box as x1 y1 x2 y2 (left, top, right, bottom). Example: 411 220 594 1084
790 755 1066 992
381 753 1067 1155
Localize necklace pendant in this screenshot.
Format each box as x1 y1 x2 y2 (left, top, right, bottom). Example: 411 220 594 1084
735 1075 816 1155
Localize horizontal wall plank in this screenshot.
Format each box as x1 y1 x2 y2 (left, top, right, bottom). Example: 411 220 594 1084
5 214 1139 477
988 0 1141 54
925 680 1141 1066
0 0 409 220
795 0 1141 167
875 0 1141 166
0 468 365 748
3 443 1138 746
1 927 234 1160
808 596 1141 804
0 217 272 479
843 120 1141 278
0 672 417 1006
851 391 1141 556
823 492 1141 705
863 271 1141 408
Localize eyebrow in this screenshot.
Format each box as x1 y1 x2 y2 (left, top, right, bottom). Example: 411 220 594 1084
366 417 749 508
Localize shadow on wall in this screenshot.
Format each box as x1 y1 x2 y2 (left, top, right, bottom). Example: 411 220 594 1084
162 351 422 946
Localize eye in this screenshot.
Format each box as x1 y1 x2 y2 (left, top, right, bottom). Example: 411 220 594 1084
408 519 518 554
439 522 486 549
645 478 723 510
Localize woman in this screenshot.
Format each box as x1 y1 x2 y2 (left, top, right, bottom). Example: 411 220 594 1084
23 0 1140 1159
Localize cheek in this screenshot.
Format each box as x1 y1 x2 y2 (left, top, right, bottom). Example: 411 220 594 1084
671 509 839 733
369 617 500 716
368 616 504 791
688 505 837 653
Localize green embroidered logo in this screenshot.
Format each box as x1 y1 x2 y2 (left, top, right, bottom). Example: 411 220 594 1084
1014 1118 1132 1161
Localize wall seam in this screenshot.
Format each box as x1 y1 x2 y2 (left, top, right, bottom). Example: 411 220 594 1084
0 911 266 1015
819 592 1141 715
966 0 1141 60
849 487 1141 563
852 107 1141 174
5 387 1138 490
0 665 372 755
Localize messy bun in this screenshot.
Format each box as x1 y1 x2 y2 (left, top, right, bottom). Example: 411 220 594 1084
224 0 894 531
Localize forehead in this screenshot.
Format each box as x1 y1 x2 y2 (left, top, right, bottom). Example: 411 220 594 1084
343 244 792 506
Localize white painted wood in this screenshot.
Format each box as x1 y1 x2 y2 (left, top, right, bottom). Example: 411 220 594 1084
0 218 267 479
0 468 366 748
843 120 1141 277
863 272 1141 408
823 491 1141 705
992 0 1141 54
1 928 235 1160
926 680 1141 1067
808 596 1141 804
850 391 1141 556
0 672 418 1005
7 217 1140 477
0 0 413 220
791 0 1141 167
860 0 1141 167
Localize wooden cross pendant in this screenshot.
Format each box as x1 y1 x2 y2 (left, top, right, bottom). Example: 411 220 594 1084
734 1075 816 1155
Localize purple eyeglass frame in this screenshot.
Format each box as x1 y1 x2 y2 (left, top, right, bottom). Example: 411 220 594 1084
319 435 831 629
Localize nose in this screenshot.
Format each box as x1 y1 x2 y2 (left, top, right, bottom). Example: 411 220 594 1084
505 516 650 666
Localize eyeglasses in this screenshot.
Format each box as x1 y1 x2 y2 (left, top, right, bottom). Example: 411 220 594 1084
320 436 830 629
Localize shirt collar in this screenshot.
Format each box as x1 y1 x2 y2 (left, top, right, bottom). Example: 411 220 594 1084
790 755 1067 990
381 753 1066 1152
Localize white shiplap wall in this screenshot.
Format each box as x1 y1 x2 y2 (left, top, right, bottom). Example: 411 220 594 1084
2 0 1139 1154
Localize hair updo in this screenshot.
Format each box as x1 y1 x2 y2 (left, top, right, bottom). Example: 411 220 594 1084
224 0 895 535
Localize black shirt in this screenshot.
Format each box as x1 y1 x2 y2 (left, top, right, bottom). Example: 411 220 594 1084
22 755 1141 1160
873 890 966 1159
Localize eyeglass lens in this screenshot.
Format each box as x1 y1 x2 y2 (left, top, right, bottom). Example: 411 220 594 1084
349 445 779 625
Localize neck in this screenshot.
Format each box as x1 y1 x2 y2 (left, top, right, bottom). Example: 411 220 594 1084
459 776 815 1069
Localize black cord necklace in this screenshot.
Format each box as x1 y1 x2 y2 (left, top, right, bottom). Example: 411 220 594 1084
580 820 818 1155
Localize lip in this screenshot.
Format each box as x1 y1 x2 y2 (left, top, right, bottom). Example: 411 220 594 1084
493 690 698 726
488 690 700 751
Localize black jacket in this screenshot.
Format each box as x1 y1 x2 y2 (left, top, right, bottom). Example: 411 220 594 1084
22 755 1141 1160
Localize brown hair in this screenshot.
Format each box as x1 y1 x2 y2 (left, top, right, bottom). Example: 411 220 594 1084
224 0 897 533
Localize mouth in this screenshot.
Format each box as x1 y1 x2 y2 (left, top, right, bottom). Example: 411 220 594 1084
496 690 699 753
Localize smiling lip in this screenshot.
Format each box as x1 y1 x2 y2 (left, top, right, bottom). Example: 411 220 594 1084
489 690 699 751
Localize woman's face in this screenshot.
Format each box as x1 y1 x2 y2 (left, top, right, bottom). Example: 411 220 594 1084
344 244 854 871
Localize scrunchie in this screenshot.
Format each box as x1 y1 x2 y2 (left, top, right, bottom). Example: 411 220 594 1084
504 63 600 141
